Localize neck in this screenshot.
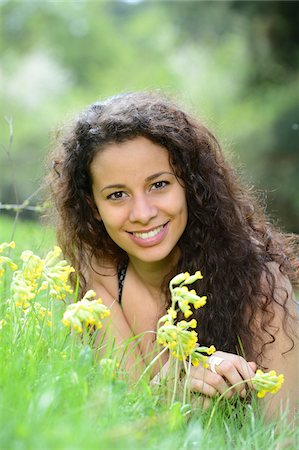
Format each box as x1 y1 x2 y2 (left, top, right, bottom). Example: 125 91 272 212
128 248 180 297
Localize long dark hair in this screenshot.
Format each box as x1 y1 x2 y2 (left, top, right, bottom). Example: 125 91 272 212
47 92 298 363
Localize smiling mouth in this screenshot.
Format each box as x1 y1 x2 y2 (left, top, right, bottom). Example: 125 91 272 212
129 223 167 240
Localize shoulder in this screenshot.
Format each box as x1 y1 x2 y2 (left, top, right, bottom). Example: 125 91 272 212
256 262 298 349
260 261 297 311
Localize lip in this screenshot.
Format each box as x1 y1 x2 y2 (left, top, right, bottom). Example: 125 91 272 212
127 222 168 234
127 222 169 247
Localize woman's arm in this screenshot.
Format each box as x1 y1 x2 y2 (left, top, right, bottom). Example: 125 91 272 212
185 266 298 416
257 264 299 419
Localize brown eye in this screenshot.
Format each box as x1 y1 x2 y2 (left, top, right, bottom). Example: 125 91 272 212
107 191 127 200
151 181 169 190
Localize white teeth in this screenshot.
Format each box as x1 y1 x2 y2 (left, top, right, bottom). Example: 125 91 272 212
133 225 163 240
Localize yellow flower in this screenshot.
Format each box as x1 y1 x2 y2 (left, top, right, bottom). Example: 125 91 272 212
169 272 190 287
171 282 207 316
207 345 216 355
183 307 193 319
62 290 110 333
41 247 75 300
0 241 18 277
11 270 37 308
183 271 203 285
0 241 15 252
189 319 197 329
167 307 177 319
157 319 199 361
193 296 207 309
252 369 284 398
190 352 208 368
157 270 215 367
11 246 76 307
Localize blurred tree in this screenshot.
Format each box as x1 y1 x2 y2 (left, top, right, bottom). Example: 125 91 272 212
230 0 299 83
160 0 299 232
0 0 298 232
0 0 177 209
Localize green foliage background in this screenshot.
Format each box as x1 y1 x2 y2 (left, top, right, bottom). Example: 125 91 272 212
1 0 299 232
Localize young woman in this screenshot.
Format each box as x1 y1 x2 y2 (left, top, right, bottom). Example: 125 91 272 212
48 92 298 418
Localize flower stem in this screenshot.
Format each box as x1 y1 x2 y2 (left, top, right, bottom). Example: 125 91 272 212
171 355 180 406
136 346 168 384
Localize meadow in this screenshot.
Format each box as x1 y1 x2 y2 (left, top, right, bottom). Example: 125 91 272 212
0 215 298 450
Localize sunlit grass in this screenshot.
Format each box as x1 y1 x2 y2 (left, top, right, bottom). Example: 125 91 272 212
0 214 55 255
0 217 298 450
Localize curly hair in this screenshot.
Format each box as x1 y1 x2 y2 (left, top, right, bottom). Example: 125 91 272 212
47 91 298 364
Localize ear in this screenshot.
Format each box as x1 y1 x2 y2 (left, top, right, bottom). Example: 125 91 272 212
85 194 101 221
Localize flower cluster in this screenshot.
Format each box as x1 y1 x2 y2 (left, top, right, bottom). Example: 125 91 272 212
169 271 207 318
11 246 75 308
157 271 215 367
62 290 110 333
0 241 18 277
41 246 75 300
252 369 284 398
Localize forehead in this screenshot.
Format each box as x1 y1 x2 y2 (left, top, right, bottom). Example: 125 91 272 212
90 137 172 182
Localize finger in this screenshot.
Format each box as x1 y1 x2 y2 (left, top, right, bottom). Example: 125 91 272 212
191 363 233 398
189 378 218 397
249 361 257 371
235 358 256 389
209 351 257 395
199 396 212 411
213 362 245 396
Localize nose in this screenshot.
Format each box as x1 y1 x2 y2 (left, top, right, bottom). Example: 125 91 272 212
129 194 158 224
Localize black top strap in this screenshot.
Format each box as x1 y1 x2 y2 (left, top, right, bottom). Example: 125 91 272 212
117 260 128 305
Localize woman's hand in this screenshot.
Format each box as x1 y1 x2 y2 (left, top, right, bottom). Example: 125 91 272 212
188 351 256 399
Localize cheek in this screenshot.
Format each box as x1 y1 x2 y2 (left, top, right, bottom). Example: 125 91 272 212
179 203 188 229
174 191 188 215
98 207 125 230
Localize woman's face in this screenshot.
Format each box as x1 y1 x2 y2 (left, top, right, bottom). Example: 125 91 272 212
90 136 188 267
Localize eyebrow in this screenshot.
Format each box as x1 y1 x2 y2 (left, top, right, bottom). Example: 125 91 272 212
100 171 175 192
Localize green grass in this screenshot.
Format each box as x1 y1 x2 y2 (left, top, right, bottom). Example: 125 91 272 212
0 216 298 450
0 214 55 255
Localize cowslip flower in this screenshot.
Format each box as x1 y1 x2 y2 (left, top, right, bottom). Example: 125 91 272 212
39 246 75 300
0 241 18 277
157 319 198 360
190 345 216 368
157 271 285 408
252 369 284 398
157 271 214 367
169 271 207 318
11 250 45 307
11 270 37 308
10 246 75 307
20 250 44 287
62 290 110 333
